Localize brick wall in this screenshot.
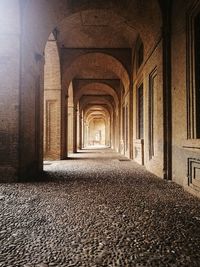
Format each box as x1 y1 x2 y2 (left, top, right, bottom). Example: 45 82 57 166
44 38 61 160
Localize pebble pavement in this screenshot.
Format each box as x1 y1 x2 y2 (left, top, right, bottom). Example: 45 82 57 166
0 148 200 266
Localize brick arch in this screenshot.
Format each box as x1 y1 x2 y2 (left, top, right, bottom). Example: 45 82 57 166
87 116 107 125
80 96 115 113
82 103 115 148
43 34 62 160
74 83 119 107
84 106 117 133
85 115 110 147
87 113 108 121
63 52 130 93
87 113 108 125
22 0 162 54
17 0 162 178
84 106 111 121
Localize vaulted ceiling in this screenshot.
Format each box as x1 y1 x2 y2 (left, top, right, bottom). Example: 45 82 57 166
56 10 138 48
42 0 162 126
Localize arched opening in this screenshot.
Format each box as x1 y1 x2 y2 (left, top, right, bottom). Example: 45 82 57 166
83 105 111 149
75 82 118 151
61 51 128 156
0 0 166 182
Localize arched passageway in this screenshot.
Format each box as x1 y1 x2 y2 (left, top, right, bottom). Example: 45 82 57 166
1 0 200 195
1 0 200 264
1 0 162 180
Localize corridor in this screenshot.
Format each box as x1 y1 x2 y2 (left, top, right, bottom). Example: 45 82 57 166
1 149 200 266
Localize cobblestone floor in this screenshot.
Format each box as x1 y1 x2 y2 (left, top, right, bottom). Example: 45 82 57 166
1 148 200 266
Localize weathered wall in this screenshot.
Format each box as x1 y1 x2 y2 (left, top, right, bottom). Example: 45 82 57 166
0 1 20 181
